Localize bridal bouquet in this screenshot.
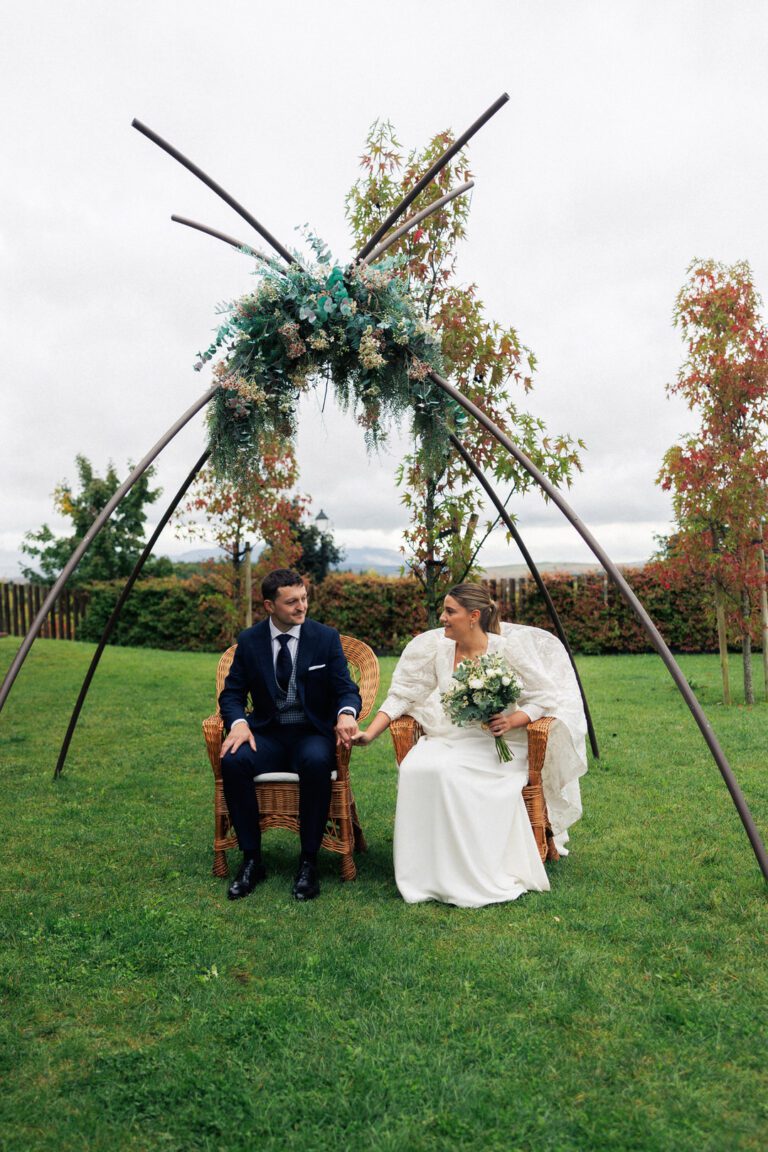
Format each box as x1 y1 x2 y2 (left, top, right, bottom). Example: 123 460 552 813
440 652 522 762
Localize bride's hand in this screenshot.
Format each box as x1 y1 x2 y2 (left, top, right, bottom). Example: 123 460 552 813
353 731 374 747
488 710 530 736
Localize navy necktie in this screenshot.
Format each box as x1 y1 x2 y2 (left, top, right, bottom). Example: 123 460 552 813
276 634 293 692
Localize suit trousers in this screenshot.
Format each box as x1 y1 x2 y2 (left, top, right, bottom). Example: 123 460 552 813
221 722 335 857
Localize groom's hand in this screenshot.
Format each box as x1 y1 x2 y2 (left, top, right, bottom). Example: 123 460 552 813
335 713 359 750
221 723 256 756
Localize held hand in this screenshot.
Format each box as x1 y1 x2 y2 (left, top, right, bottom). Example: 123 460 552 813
352 731 374 747
221 724 256 756
488 710 531 737
335 713 359 750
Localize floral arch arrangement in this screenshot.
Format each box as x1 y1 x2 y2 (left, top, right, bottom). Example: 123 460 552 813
197 237 452 482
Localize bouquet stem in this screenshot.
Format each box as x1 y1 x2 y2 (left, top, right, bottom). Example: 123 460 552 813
494 735 513 763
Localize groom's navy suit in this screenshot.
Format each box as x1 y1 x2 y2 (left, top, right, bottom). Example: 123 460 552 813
219 617 362 858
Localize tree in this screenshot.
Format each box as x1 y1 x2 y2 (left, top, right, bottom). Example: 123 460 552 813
346 121 583 624
20 455 167 586
657 259 768 704
174 440 307 619
289 504 344 583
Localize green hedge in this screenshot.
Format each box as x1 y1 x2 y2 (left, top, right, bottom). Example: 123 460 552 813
77 574 237 651
75 565 752 656
310 572 427 653
516 567 719 655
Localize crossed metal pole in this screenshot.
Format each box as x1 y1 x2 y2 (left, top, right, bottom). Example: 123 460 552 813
1 94 765 883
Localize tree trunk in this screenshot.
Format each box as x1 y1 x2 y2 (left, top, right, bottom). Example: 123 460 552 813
714 582 732 705
758 534 768 701
424 478 441 628
741 586 754 705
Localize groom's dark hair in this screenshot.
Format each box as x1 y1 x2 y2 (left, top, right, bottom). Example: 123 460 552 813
261 568 305 602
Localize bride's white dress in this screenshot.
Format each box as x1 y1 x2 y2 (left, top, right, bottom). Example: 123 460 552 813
380 624 588 908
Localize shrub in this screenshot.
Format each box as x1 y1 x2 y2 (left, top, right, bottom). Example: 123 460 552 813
78 574 238 651
310 572 427 653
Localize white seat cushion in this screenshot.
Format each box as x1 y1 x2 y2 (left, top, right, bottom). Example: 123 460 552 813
254 771 338 783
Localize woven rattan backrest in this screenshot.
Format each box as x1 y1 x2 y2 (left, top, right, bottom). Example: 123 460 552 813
339 634 379 721
213 635 378 719
215 646 237 707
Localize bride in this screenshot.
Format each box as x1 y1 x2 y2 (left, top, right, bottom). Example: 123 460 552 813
355 583 588 908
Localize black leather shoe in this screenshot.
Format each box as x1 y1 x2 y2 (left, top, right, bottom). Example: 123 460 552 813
292 859 320 901
227 857 267 900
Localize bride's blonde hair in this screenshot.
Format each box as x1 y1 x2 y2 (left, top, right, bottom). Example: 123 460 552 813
447 583 501 634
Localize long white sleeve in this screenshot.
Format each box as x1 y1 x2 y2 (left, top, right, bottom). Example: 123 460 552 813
379 631 441 720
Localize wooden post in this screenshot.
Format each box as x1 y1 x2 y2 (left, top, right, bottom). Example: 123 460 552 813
244 542 252 629
26 585 34 637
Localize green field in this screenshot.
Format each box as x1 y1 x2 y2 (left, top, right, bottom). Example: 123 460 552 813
0 637 766 1151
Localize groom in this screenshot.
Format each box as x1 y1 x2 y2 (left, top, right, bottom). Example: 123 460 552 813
219 568 361 902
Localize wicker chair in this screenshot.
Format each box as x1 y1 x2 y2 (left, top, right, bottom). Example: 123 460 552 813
389 714 560 863
203 634 379 881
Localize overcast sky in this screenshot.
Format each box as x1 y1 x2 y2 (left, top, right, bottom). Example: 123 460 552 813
2 0 767 578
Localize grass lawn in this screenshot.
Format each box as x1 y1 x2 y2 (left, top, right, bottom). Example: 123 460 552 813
0 636 766 1152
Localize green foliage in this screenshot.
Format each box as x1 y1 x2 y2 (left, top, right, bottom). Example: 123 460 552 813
291 514 344 584
309 571 427 652
20 455 164 587
77 574 238 651
518 566 721 654
0 637 766 1151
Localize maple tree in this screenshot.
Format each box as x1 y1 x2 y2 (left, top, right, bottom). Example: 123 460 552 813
657 259 768 703
346 121 583 624
175 440 307 621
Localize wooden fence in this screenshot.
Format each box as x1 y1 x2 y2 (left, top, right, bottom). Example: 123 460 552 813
483 574 611 619
0 583 88 641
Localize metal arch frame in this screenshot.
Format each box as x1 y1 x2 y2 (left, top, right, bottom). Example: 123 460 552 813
0 384 217 713
1 95 765 882
448 433 599 760
53 449 211 778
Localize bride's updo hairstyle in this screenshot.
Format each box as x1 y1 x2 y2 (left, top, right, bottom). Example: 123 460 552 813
448 583 501 635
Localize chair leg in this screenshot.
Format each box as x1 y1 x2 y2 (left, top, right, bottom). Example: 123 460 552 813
545 828 560 862
340 852 357 881
213 849 229 878
351 797 368 853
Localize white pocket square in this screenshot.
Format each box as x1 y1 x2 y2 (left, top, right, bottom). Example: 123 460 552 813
308 664 326 671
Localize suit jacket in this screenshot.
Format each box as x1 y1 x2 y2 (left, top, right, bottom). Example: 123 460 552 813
218 617 362 740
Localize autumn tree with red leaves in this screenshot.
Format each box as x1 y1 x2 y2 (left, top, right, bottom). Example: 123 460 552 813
175 440 307 624
658 259 768 704
346 121 582 625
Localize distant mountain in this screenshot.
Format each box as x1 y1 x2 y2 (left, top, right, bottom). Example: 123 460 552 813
165 546 404 576
336 547 403 575
482 560 645 579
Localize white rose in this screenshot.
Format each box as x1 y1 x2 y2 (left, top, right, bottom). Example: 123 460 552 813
501 676 511 686
469 677 484 690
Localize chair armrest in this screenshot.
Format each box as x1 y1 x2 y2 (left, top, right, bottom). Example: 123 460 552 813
202 714 224 779
390 715 423 766
335 740 351 781
526 716 555 788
